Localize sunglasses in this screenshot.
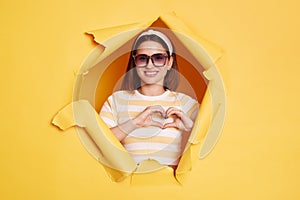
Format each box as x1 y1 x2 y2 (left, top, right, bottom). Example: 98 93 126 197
133 53 169 68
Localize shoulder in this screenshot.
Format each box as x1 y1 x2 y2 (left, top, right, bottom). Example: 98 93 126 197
108 90 134 99
171 91 199 116
170 91 199 104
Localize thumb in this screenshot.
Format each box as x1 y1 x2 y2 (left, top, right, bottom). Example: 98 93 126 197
163 122 177 129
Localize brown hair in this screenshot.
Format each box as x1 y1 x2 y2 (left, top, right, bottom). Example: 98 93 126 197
121 31 180 91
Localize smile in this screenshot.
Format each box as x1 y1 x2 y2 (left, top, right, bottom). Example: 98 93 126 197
144 71 159 77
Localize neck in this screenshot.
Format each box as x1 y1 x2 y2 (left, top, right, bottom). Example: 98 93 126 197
138 84 166 96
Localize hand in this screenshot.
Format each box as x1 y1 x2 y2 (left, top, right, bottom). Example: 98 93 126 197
132 105 165 129
163 107 194 132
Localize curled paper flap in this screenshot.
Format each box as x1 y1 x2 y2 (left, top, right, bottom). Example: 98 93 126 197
199 67 226 158
81 16 158 74
160 12 224 65
83 12 224 74
53 100 137 174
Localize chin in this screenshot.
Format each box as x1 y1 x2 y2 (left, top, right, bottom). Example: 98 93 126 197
141 82 158 86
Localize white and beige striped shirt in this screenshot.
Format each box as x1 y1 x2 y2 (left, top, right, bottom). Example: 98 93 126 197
100 90 199 165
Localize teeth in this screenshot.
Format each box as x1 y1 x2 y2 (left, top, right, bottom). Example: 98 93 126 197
145 71 158 75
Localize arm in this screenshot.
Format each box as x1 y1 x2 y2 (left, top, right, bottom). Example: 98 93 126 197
109 119 138 142
109 105 165 142
164 105 199 152
163 107 196 132
179 108 199 152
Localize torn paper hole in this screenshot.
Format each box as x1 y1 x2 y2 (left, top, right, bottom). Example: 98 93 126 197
52 13 226 185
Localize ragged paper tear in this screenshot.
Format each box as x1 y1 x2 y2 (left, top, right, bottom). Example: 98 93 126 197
52 12 226 185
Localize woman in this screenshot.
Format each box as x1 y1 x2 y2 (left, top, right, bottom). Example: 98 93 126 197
100 29 199 167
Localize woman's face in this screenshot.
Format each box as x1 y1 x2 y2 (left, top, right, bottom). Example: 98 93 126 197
135 41 173 87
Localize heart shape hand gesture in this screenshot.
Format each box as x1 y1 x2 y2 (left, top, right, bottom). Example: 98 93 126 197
132 105 194 132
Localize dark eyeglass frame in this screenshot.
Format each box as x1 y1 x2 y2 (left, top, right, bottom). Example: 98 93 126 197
132 53 169 68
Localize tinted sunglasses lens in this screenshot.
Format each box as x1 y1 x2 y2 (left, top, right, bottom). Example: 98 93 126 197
152 54 166 67
134 54 148 67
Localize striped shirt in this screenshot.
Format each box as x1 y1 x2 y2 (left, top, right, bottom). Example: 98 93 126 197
99 90 199 165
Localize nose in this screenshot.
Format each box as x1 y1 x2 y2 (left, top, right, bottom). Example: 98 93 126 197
145 57 155 69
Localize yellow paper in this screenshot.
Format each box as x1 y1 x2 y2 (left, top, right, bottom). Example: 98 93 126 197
3 0 300 198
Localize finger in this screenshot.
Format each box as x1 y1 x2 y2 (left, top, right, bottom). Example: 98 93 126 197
168 110 192 127
150 120 164 128
163 122 178 129
166 107 181 114
151 105 165 113
165 107 175 114
167 109 183 118
149 105 165 116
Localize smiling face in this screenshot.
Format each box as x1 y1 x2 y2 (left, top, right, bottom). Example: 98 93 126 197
135 41 173 87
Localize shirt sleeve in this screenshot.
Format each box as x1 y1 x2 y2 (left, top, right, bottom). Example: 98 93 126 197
99 95 118 128
180 94 199 118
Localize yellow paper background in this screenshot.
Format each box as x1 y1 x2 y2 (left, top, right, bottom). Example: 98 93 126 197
1 0 299 199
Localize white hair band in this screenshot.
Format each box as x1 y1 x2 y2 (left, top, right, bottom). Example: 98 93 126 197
133 29 173 54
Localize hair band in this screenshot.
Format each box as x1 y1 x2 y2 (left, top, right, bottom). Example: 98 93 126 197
133 29 173 54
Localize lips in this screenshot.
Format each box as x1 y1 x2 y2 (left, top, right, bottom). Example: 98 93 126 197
144 71 159 77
